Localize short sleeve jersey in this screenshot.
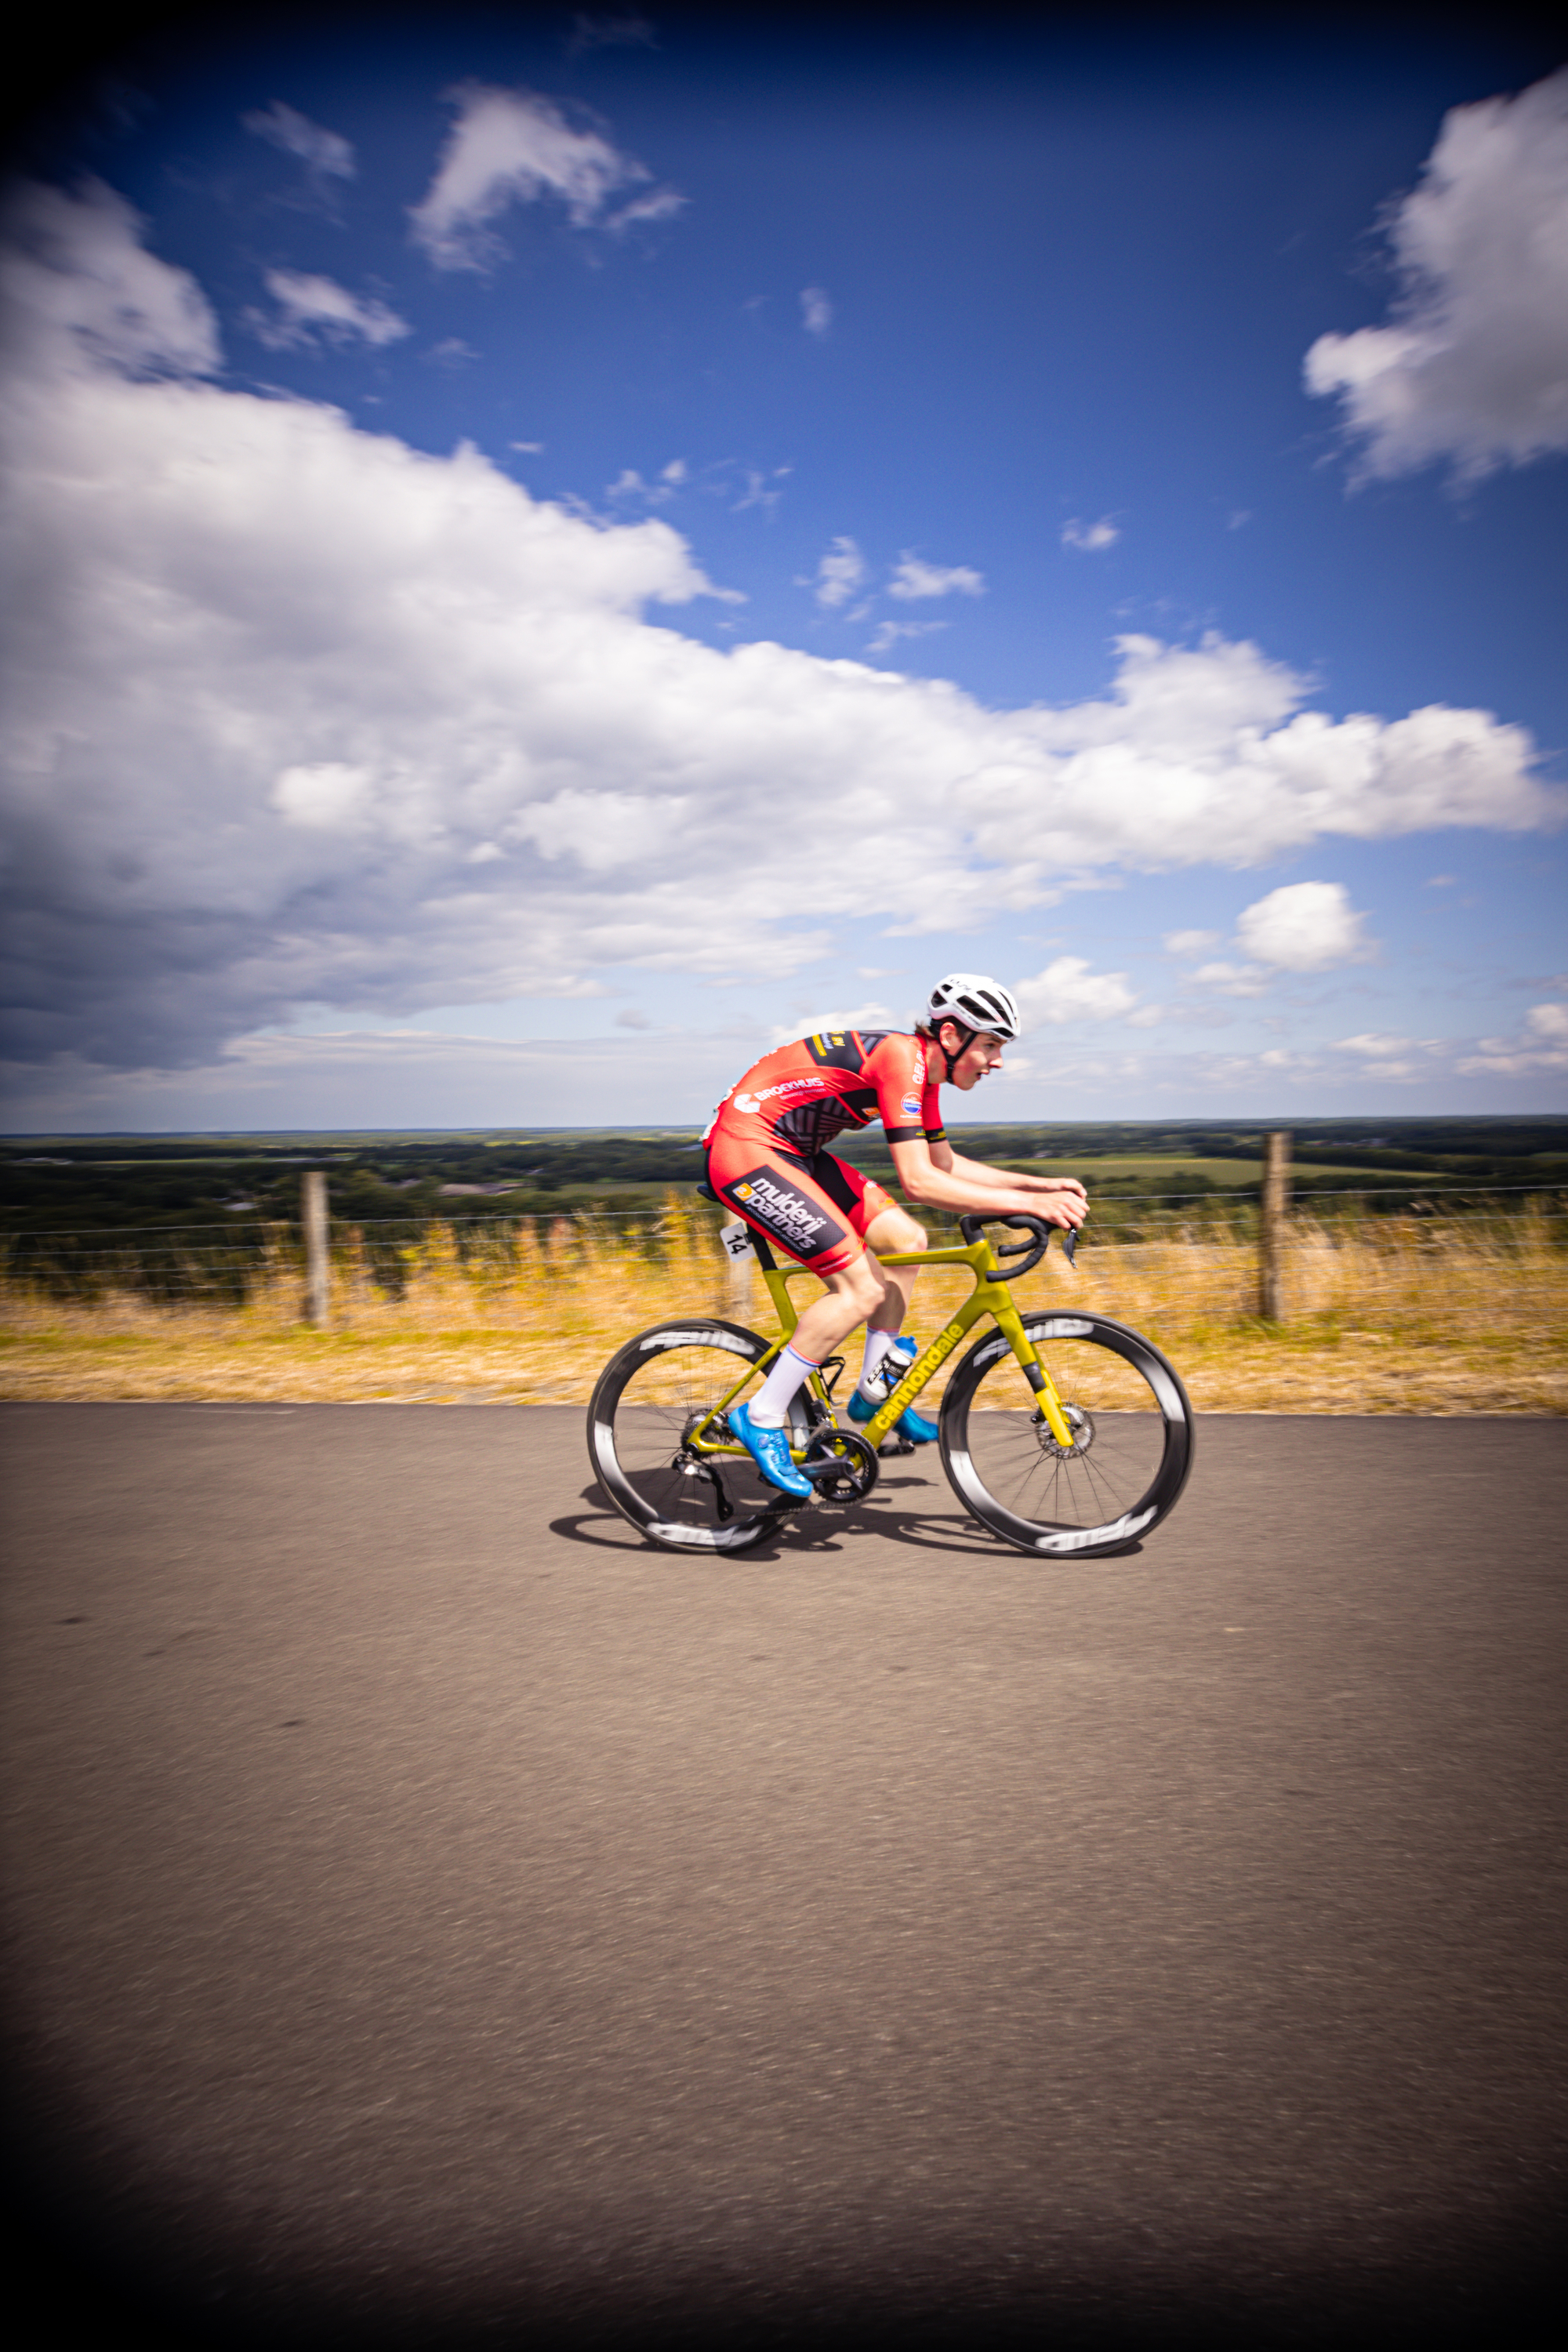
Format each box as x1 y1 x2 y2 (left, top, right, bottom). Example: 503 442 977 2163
704 1029 946 1159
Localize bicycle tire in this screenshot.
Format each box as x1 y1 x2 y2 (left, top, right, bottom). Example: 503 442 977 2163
939 1311 1194 1558
587 1317 807 1553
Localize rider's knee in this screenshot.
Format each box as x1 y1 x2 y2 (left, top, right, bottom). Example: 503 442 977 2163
840 1250 889 1314
882 1208 927 1254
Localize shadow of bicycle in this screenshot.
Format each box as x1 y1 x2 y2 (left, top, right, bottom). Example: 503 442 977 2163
552 1478 1143 1566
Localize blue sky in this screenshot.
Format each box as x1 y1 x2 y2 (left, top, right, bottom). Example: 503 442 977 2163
2 8 1565 1130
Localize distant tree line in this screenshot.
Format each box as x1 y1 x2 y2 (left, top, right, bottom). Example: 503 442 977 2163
2 1118 1564 1253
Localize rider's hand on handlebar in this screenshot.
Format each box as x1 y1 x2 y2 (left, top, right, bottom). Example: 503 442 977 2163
1003 1185 1087 1229
1010 1173 1087 1227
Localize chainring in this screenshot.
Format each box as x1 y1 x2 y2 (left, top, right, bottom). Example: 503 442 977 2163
801 1425 880 1504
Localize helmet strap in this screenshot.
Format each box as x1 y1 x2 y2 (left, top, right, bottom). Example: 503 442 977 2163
936 1018 975 1083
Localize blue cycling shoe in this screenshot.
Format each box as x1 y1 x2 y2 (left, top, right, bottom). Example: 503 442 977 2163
848 1338 938 1444
848 1388 939 1444
728 1402 814 1498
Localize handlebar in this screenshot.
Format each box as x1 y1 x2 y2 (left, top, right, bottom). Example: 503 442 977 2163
958 1211 1076 1279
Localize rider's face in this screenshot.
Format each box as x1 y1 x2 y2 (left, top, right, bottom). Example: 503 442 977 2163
941 1022 1006 1088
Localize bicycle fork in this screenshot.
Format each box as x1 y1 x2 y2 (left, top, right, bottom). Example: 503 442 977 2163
856 1284 1078 1454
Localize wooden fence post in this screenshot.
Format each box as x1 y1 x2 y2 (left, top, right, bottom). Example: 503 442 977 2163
302 1170 329 1328
1258 1130 1290 1322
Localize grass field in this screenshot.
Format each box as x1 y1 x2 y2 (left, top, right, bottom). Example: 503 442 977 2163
999 1156 1445 1185
2 1196 1563 1414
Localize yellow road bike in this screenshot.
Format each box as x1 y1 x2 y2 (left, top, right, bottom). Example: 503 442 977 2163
588 1207 1195 1558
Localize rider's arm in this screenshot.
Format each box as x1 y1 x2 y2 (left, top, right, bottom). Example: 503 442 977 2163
940 1144 1087 1207
887 1135 1087 1229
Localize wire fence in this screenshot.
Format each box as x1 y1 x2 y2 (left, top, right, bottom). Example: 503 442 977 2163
5 1185 1566 1416
3 1187 1566 1319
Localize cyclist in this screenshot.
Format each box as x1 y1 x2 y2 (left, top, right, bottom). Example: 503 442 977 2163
703 974 1088 1497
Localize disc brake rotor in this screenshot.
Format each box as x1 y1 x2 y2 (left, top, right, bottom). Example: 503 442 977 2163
1036 1402 1094 1461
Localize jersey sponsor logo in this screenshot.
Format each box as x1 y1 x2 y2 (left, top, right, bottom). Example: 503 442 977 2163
733 1075 826 1116
727 1164 846 1258
804 1030 873 1073
899 1091 921 1120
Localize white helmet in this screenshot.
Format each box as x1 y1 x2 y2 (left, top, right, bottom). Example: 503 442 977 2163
924 973 1022 1044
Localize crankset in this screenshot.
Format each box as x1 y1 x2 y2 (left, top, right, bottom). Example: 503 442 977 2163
797 1425 880 1504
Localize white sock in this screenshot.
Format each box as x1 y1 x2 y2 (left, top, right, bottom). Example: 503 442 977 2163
748 1342 820 1429
858 1327 904 1400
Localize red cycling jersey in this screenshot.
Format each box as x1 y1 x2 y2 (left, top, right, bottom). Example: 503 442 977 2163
703 1028 946 1274
705 1028 946 1157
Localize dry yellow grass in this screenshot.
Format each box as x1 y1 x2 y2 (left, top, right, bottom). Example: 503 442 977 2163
2 1197 1564 1412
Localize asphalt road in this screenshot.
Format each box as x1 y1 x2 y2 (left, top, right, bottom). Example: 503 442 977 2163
3 1405 1565 2349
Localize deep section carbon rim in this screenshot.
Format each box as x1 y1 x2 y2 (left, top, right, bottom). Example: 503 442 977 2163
586 1319 794 1552
940 1312 1194 1557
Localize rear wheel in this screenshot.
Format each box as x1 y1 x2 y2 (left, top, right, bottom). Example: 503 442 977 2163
940 1312 1194 1557
587 1319 815 1552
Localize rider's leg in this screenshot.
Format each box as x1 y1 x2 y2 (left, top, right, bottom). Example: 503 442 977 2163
749 1248 889 1428
857 1203 927 1396
843 1202 938 1443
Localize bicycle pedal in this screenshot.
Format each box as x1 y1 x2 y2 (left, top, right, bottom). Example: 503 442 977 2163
878 1434 917 1457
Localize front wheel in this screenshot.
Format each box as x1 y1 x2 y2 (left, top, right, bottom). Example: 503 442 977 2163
940 1312 1194 1558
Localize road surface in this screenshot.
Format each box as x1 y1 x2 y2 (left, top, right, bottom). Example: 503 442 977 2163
3 1405 1565 2347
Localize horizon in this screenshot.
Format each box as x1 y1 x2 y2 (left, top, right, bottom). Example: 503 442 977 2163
8 1112 1568 1145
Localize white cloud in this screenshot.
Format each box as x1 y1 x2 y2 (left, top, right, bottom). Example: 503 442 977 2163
408 84 669 269
607 466 669 505
1163 928 1221 957
241 101 356 190
1234 881 1376 971
1333 1032 1424 1078
867 619 946 655
1337 1032 1414 1057
1011 958 1139 1028
1304 68 1568 481
768 1003 894 1045
1062 517 1119 551
1191 961 1270 999
0 176 219 379
727 464 789 516
806 535 866 608
800 286 832 336
608 188 687 232
1457 1000 1568 1075
247 269 410 350
2 183 1560 1084
887 554 985 601
271 762 375 830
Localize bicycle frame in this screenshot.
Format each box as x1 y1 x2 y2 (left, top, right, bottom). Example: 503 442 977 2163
690 1229 1080 1458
